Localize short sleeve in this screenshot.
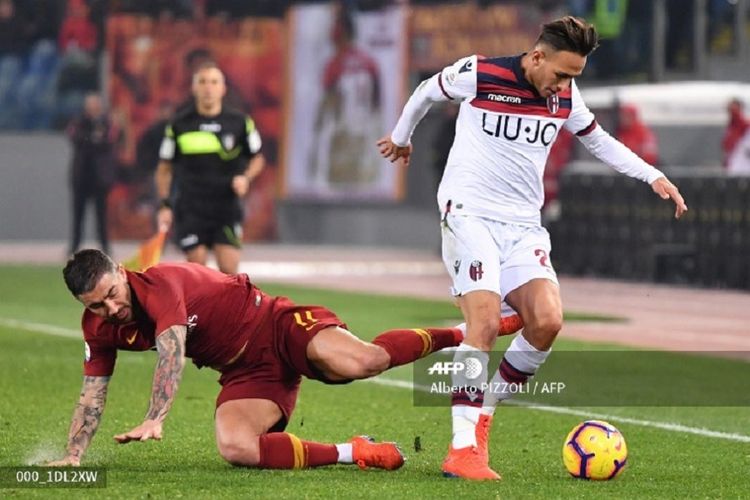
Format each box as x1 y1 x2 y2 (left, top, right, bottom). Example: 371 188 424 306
83 340 117 376
437 55 478 101
159 124 176 160
563 80 597 136
81 315 118 376
136 268 188 336
245 117 262 155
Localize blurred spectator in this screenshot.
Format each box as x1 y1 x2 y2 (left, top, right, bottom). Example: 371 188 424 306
616 103 659 166
0 0 27 55
588 0 628 79
721 98 749 167
59 0 98 54
135 100 175 201
24 0 65 44
665 0 695 71
67 93 122 255
727 128 750 176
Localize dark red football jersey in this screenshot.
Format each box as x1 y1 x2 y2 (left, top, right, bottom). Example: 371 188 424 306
81 263 274 376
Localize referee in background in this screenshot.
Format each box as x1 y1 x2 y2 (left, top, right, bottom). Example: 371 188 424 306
156 61 265 274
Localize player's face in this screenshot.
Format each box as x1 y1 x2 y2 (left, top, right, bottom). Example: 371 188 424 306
78 266 133 324
192 67 226 109
530 48 586 97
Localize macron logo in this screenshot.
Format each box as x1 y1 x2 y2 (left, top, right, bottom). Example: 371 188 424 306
488 93 522 104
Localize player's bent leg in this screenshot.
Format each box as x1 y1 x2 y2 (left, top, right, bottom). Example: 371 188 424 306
442 290 502 480
307 325 464 381
185 245 209 266
505 278 562 351
457 290 502 351
480 279 560 418
306 326 391 381
215 398 403 470
215 398 284 466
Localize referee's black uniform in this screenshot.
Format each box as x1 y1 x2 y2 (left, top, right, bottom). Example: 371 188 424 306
159 105 262 251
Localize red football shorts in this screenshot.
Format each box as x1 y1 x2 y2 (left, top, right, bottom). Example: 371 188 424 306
215 296 346 431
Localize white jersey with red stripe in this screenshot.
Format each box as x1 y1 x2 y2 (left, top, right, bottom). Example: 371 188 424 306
390 54 664 227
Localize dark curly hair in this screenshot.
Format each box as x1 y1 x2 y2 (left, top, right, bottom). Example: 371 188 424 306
63 249 117 297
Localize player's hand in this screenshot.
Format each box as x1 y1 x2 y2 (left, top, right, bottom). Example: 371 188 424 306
377 136 412 167
44 456 81 467
114 420 163 444
232 175 251 197
651 176 688 219
156 207 173 233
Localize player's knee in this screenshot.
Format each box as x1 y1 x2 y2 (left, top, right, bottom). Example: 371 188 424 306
351 345 390 378
217 435 261 467
466 315 500 349
530 310 563 340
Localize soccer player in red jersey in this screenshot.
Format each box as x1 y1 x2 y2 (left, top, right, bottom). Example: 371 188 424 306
46 249 521 470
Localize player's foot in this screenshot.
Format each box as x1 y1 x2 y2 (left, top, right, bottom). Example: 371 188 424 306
475 413 493 463
349 435 405 471
499 314 523 336
442 445 501 480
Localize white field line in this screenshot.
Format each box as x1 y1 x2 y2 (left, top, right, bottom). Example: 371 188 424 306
365 377 750 443
0 317 80 339
236 261 446 279
4 316 749 444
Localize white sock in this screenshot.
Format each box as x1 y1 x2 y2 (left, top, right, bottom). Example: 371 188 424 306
481 333 551 415
450 343 489 449
454 322 467 338
452 405 481 448
335 443 353 464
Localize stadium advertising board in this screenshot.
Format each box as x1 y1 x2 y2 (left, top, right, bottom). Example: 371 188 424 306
282 4 407 201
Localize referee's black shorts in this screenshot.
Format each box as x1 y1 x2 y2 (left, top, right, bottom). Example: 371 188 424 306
174 201 243 251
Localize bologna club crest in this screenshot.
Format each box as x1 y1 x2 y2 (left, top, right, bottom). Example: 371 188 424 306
547 93 560 115
469 260 484 281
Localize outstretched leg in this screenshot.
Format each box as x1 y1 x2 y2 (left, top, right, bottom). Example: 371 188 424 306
215 398 403 470
306 325 463 382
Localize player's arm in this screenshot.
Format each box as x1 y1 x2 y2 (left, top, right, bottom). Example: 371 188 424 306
232 117 265 197
568 83 687 219
46 375 111 466
114 325 187 444
155 123 176 231
378 55 476 167
154 160 173 232
576 126 687 218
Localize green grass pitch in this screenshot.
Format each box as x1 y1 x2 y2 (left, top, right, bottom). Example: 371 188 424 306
0 265 748 498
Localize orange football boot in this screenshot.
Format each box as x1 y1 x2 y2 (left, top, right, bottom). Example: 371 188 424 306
475 413 493 463
442 444 501 480
350 435 405 470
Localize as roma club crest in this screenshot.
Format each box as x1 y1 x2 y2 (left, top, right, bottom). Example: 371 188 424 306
469 260 484 281
546 93 560 115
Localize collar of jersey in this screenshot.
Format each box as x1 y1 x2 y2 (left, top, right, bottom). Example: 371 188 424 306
511 53 541 97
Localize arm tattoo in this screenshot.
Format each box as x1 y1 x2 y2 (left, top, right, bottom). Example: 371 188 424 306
67 376 110 460
145 325 187 422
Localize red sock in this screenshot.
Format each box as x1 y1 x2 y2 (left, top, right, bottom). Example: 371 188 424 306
258 433 339 469
372 327 461 368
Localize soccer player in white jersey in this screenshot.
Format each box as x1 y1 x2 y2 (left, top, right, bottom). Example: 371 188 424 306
378 16 687 480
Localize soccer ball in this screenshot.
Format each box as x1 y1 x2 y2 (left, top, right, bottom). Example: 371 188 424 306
562 420 628 480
